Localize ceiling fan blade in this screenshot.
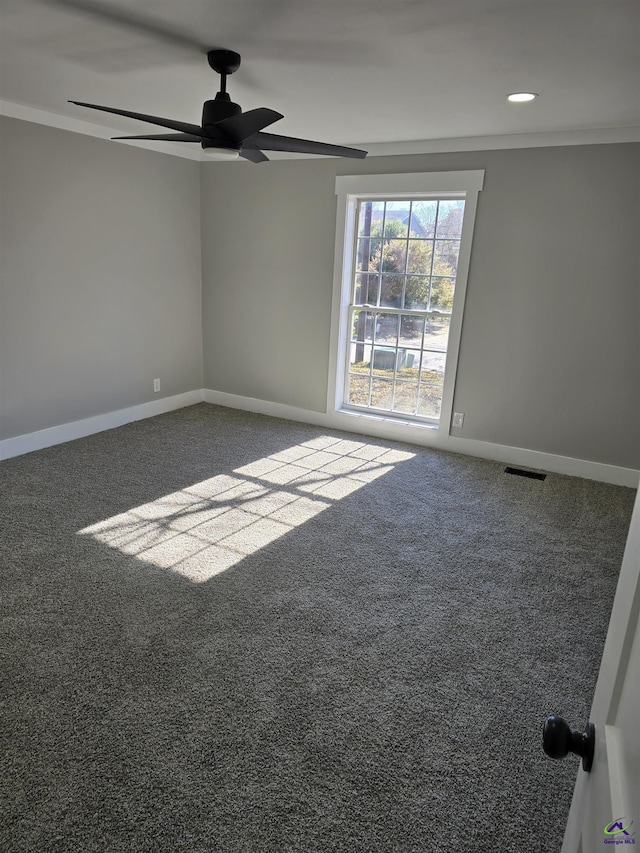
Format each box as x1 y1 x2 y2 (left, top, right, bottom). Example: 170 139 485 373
240 148 270 164
69 101 207 137
48 0 209 53
244 132 367 159
112 133 203 142
47 0 372 67
214 108 284 143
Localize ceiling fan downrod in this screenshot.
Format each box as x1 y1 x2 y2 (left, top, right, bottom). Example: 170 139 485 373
207 49 241 97
202 49 243 130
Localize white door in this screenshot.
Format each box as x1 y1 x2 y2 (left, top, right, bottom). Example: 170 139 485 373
560 488 640 852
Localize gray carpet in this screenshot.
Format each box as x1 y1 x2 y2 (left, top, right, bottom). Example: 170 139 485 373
1 403 635 852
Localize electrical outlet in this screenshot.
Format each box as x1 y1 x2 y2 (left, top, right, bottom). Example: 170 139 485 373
452 412 464 428
153 378 161 393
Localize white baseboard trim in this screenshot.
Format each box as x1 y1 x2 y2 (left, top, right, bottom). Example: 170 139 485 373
3 387 637 488
0 390 204 461
202 389 640 488
442 435 639 488
202 388 328 429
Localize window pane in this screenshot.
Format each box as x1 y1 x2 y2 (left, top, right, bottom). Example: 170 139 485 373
381 240 407 273
358 201 384 237
420 350 446 383
370 379 394 410
351 309 374 343
374 313 399 345
436 200 465 238
401 348 422 371
383 201 410 239
350 341 373 366
399 314 425 347
407 239 433 274
410 200 437 238
393 380 418 415
429 277 455 312
380 274 404 308
348 373 370 407
433 240 460 276
357 236 380 272
354 273 379 305
424 314 450 351
417 384 443 418
405 275 430 310
372 346 402 371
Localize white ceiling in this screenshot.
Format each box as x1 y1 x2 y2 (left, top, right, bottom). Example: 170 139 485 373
1 0 639 159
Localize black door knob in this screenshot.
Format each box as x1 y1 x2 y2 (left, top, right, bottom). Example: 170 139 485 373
543 715 595 772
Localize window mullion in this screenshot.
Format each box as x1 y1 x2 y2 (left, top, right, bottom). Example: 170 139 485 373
426 201 440 310
415 314 427 408
378 203 388 308
401 200 411 309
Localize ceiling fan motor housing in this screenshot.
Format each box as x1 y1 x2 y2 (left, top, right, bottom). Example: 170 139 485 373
202 97 243 150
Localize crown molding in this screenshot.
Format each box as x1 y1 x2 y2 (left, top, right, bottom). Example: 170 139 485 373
2 99 639 162
0 99 201 160
355 126 640 157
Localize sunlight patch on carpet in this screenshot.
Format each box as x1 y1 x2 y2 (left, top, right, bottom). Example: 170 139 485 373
77 436 414 582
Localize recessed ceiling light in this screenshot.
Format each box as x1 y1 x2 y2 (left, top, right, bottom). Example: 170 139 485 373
507 92 538 103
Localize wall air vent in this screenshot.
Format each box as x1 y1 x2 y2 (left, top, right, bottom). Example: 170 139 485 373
504 466 547 481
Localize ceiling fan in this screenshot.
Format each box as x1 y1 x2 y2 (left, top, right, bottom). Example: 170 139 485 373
70 48 368 163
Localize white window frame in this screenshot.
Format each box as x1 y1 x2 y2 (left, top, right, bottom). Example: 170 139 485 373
327 171 484 436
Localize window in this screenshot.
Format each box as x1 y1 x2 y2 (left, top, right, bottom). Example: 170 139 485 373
329 172 483 432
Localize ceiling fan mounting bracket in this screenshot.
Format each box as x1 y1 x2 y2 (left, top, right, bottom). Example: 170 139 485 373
207 50 241 76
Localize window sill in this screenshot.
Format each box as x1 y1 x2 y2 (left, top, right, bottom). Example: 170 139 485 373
335 407 440 433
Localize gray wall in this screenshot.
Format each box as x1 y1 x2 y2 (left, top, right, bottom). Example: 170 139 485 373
201 158 338 413
2 117 637 471
201 144 640 470
0 116 203 439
